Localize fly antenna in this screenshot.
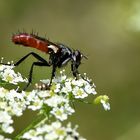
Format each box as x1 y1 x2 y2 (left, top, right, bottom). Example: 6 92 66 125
81 53 88 60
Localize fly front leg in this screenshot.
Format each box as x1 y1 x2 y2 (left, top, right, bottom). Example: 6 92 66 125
49 65 57 86
71 62 90 83
71 63 79 79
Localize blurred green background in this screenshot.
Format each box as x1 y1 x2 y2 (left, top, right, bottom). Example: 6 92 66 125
1 0 140 139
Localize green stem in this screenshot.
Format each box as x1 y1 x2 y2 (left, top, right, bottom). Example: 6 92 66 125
14 113 47 140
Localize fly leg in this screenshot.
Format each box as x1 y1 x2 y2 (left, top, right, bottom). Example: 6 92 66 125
14 52 48 66
71 62 91 84
23 61 51 91
0 52 52 91
71 62 79 79
49 65 56 86
0 52 48 66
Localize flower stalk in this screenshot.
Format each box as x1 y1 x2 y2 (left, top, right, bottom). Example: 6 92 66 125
14 113 47 140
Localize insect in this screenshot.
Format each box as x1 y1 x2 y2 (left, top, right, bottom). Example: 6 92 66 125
1 32 87 90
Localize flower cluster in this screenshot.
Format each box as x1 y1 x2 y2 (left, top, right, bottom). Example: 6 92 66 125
0 63 110 139
0 87 27 133
0 64 28 134
0 64 27 85
22 121 86 140
37 71 97 121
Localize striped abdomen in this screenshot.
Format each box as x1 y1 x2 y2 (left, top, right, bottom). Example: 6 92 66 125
12 33 49 53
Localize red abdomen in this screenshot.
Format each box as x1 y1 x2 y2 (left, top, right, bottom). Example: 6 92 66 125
12 33 49 53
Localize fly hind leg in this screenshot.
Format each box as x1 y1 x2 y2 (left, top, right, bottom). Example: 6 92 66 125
23 61 51 91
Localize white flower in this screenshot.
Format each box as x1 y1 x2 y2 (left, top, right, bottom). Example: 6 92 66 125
72 86 88 99
72 79 84 87
0 87 8 98
100 99 110 111
0 64 27 85
2 69 20 84
22 121 85 140
54 83 61 93
0 111 13 124
94 95 110 111
0 89 27 134
45 94 68 108
50 104 75 121
51 107 68 121
61 81 72 93
0 101 7 110
25 90 37 102
6 89 24 101
53 74 67 83
64 103 75 115
36 125 52 134
0 64 14 71
28 98 43 111
84 84 97 95
1 123 14 134
22 129 37 139
9 101 24 116
44 121 66 140
37 90 51 98
61 75 67 81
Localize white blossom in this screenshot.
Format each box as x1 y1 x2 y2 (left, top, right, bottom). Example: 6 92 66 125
22 129 39 140
0 111 13 124
94 95 110 111
44 94 68 108
0 64 27 85
100 99 110 111
37 90 51 98
0 64 110 139
84 84 97 95
1 123 14 134
50 103 75 121
22 121 86 140
72 86 88 99
28 98 43 111
72 79 84 87
54 83 61 93
51 107 68 121
0 88 26 134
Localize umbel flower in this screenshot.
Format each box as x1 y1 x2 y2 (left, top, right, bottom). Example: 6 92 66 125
22 121 86 140
0 63 110 140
